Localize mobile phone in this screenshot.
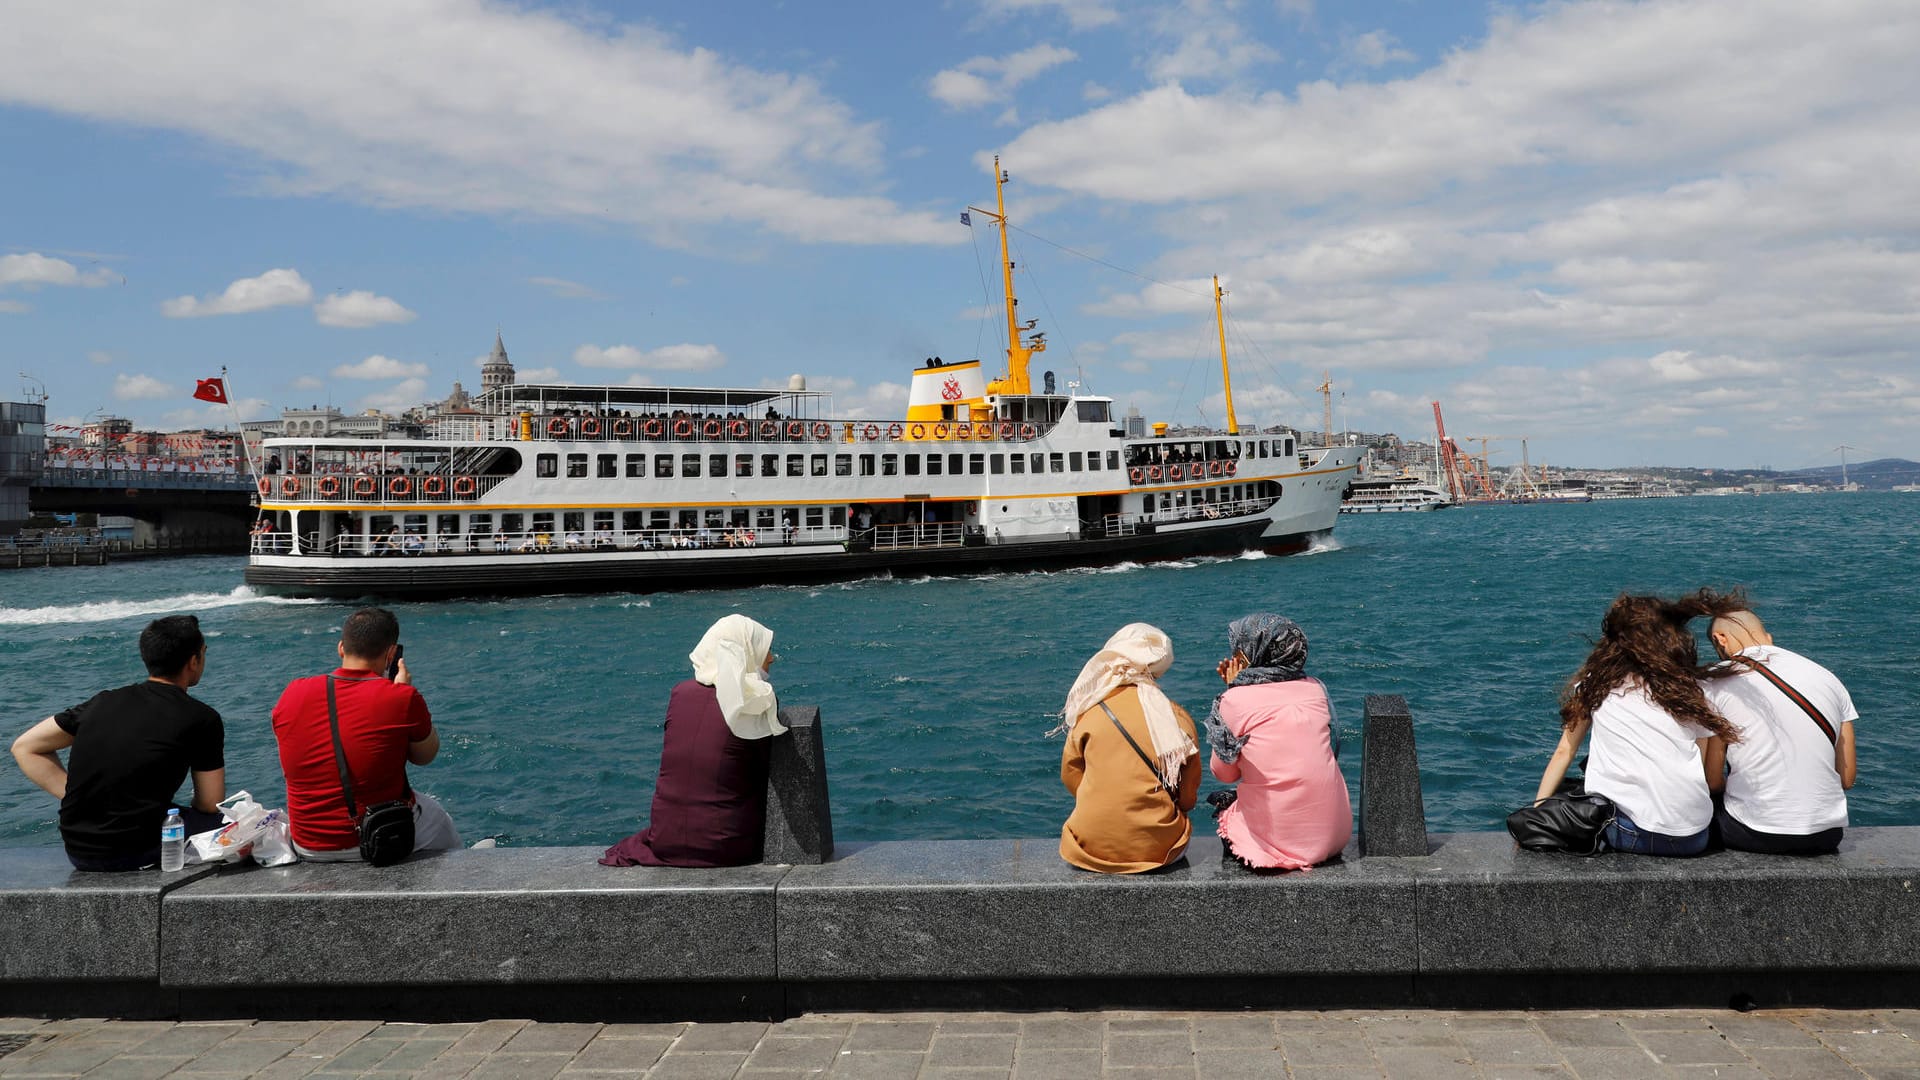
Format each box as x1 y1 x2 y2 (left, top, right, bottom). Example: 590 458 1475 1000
385 643 404 680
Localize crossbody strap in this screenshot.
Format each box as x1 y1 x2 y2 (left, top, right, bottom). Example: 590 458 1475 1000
1099 701 1176 799
1740 657 1837 746
324 676 360 818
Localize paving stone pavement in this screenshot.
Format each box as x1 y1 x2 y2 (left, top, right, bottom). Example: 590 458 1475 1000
0 1009 1913 1079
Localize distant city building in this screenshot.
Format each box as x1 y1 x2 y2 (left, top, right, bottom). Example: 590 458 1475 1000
480 332 515 396
1123 404 1146 439
1 400 47 533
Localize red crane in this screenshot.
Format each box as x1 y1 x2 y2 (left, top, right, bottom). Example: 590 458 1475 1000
1431 402 1471 499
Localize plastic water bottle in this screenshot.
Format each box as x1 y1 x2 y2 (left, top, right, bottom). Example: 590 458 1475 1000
160 809 186 872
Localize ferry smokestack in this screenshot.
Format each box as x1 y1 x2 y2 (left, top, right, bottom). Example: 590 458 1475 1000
787 374 807 391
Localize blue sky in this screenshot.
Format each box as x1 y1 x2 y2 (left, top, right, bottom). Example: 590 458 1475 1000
2 0 1916 469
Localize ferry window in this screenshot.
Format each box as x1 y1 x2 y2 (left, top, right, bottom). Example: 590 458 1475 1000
755 508 775 529
678 510 697 529
905 455 921 476
882 454 898 476
835 454 852 477
990 454 1005 475
1085 452 1099 472
1075 401 1110 423
1258 440 1268 457
1031 453 1044 473
650 510 669 529
593 511 613 530
762 454 779 477
567 454 588 478
830 507 847 527
564 512 585 532
468 513 492 530
1049 453 1065 473
536 454 558 478
709 454 727 477
1069 452 1083 472
730 509 749 528
532 512 555 533
786 454 804 477
626 454 645 478
736 454 753 477
948 453 963 474
1283 438 1294 456
403 515 428 532
1010 454 1025 474
654 454 674 478
622 511 642 531
436 514 460 537
969 454 984 475
1108 450 1120 470
500 512 523 533
810 454 827 477
927 455 943 476
681 454 701 478
805 507 824 529
859 455 875 476
597 454 617 478
701 509 721 529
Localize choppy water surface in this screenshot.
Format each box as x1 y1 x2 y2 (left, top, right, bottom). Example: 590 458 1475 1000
2 493 1914 848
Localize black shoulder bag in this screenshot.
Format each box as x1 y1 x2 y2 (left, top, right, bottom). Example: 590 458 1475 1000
325 676 416 866
1099 701 1181 807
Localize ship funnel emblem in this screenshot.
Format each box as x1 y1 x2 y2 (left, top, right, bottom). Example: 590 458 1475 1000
940 377 963 401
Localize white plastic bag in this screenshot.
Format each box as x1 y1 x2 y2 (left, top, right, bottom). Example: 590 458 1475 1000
249 810 296 867
185 790 284 865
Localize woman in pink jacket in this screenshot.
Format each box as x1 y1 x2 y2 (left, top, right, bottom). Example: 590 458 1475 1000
1205 613 1352 870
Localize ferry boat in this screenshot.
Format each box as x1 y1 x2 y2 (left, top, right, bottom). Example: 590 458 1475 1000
244 161 1360 599
1340 473 1452 513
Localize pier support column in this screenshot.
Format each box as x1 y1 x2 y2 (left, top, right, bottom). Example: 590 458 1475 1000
1359 694 1428 856
763 705 835 864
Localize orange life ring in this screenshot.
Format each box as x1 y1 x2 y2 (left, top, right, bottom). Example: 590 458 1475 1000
256 478 272 497
1148 466 1163 482
674 419 693 438
886 423 903 440
729 419 749 438
1226 461 1238 477
1129 467 1144 484
1209 460 1223 477
547 417 569 438
813 421 831 440
786 421 805 440
1169 464 1185 482
759 420 778 439
909 423 927 440
453 475 477 496
421 475 446 497
388 475 412 497
352 476 376 497
998 422 1015 440
702 420 721 438
975 422 994 441
1019 423 1037 439
317 476 342 498
644 419 664 438
280 476 301 497
864 424 880 441
933 423 950 440
612 418 633 438
578 417 601 438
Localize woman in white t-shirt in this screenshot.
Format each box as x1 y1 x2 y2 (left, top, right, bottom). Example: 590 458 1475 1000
1533 594 1740 856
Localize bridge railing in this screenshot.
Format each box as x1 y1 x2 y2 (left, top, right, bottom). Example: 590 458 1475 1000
37 467 254 491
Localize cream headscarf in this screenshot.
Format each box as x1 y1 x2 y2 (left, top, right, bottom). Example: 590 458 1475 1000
1054 622 1195 784
689 614 784 740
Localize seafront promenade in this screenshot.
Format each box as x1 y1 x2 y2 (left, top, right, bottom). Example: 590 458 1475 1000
2 1009 1914 1078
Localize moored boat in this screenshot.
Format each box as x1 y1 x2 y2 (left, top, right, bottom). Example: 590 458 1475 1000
1340 473 1452 513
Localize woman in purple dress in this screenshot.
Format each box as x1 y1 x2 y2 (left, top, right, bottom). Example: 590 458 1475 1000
601 615 784 868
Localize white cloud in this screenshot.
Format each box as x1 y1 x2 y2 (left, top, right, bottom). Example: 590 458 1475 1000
1081 81 1111 102
0 252 114 290
1343 30 1414 69
161 268 312 318
313 290 416 328
518 366 564 382
160 397 271 429
290 375 324 391
0 299 27 314
86 350 113 365
0 7 953 246
573 343 726 372
112 373 175 400
931 45 1077 111
979 0 1118 30
1145 2 1278 85
358 378 430 415
526 276 607 300
332 354 430 380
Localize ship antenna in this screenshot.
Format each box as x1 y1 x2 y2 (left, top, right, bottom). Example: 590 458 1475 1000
1214 275 1239 435
970 156 1044 396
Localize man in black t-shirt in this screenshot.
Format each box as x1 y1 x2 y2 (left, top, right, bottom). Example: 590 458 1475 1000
10 615 226 871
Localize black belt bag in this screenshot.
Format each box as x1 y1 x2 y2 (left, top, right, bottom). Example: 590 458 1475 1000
325 676 416 866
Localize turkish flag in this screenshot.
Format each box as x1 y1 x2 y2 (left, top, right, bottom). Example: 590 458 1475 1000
193 378 228 404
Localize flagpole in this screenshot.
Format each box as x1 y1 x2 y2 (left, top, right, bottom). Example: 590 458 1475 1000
217 365 265 490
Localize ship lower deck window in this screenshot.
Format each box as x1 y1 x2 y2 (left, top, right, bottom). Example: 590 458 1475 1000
969 454 984 475
654 454 673 478
736 454 754 477
536 454 558 478
786 454 804 477
623 511 643 531
437 514 460 537
598 454 617 478
927 455 942 476
990 454 1005 474
881 454 898 476
710 454 728 477
756 508 775 528
859 454 875 476
650 510 669 529
1069 452 1083 472
835 454 852 477
1050 453 1065 473
1031 453 1044 473
626 454 646 478
762 454 779 477
1084 452 1099 472
564 512 585 532
1010 455 1025 474
805 507 824 528
811 454 827 477
567 454 588 478
948 453 963 474
533 512 555 534
905 455 921 476
502 513 525 535
681 454 702 478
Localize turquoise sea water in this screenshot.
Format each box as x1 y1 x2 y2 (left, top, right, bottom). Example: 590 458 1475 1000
1 492 1914 849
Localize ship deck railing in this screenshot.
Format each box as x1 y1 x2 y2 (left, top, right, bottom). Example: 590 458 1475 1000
413 414 1063 445
1136 495 1273 527
251 525 851 558
866 522 967 551
256 472 513 504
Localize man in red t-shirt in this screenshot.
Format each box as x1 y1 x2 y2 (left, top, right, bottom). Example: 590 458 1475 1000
272 607 462 859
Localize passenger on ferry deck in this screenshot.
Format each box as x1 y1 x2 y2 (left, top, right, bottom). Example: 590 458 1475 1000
1203 614 1351 870
1533 594 1739 856
602 615 784 868
1056 623 1201 874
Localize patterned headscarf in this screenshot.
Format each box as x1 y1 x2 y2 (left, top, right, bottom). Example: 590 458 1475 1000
1054 622 1197 787
1203 613 1310 763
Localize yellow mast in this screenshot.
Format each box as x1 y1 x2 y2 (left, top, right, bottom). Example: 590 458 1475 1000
971 156 1044 396
1317 371 1334 447
1213 276 1239 435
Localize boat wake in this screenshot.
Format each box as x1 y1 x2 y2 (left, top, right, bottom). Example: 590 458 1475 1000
0 586 324 627
1301 535 1345 557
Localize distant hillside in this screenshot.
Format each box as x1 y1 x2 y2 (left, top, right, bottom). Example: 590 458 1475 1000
1785 458 1920 489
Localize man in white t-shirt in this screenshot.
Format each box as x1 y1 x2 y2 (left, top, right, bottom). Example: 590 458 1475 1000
1701 609 1858 854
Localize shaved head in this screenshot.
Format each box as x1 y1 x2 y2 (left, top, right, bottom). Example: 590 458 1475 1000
1710 608 1772 658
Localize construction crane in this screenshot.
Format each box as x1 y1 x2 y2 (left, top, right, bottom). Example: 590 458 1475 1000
1467 435 1541 496
1316 372 1334 448
1430 402 1471 499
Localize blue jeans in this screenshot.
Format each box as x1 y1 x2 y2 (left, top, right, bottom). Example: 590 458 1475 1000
1604 810 1709 857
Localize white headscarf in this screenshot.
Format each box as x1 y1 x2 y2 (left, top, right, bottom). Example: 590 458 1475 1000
689 614 784 740
1055 622 1195 784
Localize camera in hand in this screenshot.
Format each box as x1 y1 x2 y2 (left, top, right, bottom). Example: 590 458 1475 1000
385 643 404 680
